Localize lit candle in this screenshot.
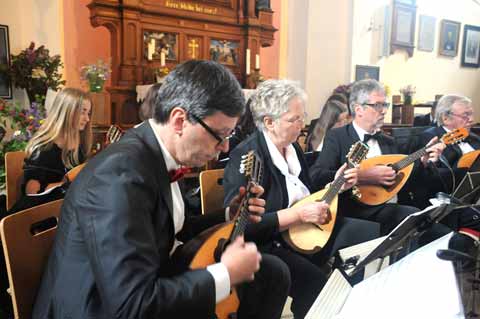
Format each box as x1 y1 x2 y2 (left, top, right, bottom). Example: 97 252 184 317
255 54 260 70
246 49 251 75
147 39 155 61
160 51 166 67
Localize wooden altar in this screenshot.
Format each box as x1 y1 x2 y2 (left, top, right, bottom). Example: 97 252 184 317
87 0 277 137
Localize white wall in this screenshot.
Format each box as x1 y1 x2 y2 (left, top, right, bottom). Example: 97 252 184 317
0 0 63 104
351 0 480 121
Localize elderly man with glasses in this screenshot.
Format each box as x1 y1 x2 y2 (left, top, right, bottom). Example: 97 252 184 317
415 94 480 261
310 79 446 239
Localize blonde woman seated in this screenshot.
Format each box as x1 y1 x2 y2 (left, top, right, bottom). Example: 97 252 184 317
9 88 92 212
306 98 350 152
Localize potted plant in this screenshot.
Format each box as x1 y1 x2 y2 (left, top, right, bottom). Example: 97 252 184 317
399 85 416 105
0 98 45 190
0 42 65 103
80 59 111 93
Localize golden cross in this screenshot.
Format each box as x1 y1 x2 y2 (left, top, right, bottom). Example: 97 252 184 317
188 39 199 59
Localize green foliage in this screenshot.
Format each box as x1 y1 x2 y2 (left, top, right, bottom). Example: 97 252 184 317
0 42 66 102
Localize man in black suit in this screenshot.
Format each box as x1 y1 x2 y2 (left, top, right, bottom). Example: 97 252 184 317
416 94 480 250
33 61 290 319
310 79 445 236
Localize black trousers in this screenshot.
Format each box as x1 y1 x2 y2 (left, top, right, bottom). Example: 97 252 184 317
237 253 291 319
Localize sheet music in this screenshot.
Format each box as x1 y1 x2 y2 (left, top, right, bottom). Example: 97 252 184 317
339 236 389 278
305 269 351 319
337 233 464 319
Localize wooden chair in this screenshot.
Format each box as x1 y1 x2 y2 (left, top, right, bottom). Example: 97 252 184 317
0 199 63 319
5 151 26 211
199 169 225 215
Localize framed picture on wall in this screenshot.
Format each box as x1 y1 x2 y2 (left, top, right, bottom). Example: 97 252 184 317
0 24 12 99
439 19 461 57
417 15 436 52
355 65 380 81
461 24 480 68
395 0 416 5
390 2 416 57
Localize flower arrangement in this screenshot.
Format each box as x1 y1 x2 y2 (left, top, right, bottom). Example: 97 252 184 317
0 98 46 189
399 85 416 105
155 66 170 77
80 59 111 93
0 42 65 103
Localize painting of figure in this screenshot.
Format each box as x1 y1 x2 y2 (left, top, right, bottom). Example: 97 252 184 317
143 31 178 61
209 39 239 66
439 20 461 57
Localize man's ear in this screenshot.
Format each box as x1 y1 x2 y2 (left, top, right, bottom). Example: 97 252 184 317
264 116 274 130
170 107 186 135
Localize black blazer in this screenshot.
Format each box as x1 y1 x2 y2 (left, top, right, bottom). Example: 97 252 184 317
309 123 413 218
223 130 308 244
419 126 480 167
413 113 435 127
33 122 223 319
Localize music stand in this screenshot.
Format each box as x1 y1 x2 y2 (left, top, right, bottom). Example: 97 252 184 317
349 204 456 276
453 153 480 204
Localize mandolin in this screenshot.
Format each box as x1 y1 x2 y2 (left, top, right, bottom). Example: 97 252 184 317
282 141 369 254
173 150 262 319
355 127 468 206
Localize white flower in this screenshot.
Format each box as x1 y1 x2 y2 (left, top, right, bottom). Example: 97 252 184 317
13 130 22 137
31 67 47 79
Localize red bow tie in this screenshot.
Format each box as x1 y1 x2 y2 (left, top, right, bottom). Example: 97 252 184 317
169 167 191 183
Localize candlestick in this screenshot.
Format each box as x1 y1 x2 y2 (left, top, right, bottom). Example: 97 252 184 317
246 49 251 75
147 39 155 61
255 54 260 70
160 51 166 67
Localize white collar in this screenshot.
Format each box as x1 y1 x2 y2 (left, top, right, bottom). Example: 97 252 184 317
149 119 180 171
352 120 377 142
262 131 302 177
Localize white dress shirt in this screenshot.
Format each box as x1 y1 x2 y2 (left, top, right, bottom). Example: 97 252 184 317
149 119 230 303
352 121 397 203
443 126 475 155
263 131 310 207
352 121 382 158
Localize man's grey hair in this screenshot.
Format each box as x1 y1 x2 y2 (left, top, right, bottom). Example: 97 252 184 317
349 79 385 116
435 94 472 126
250 79 307 130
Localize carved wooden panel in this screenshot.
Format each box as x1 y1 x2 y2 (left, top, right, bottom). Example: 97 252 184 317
88 0 277 130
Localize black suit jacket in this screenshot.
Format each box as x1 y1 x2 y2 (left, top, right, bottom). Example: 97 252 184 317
309 123 416 218
33 122 223 319
223 130 307 244
419 126 480 167
413 113 435 127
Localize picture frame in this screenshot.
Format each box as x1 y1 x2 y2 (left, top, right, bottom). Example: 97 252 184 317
0 24 12 99
461 24 480 68
395 0 416 5
417 15 436 52
355 65 380 81
143 31 179 61
209 39 240 66
439 19 461 57
390 3 416 57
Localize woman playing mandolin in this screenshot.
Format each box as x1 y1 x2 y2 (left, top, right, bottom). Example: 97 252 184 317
224 79 380 319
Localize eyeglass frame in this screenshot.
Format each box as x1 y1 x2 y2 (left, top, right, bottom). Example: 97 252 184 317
190 114 235 145
448 111 474 121
361 102 391 112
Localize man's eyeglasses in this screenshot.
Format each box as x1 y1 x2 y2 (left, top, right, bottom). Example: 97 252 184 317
362 102 390 112
191 114 235 145
449 112 474 121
